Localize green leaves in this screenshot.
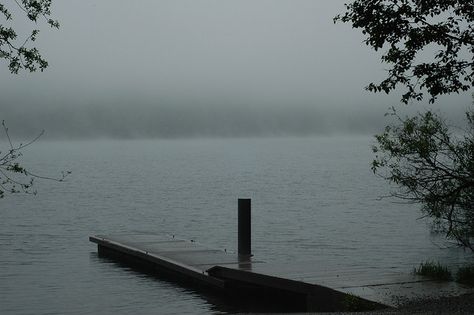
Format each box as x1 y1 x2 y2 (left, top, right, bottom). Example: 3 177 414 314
372 108 474 251
336 0 473 104
0 0 59 73
0 120 70 199
0 3 11 20
337 1 474 251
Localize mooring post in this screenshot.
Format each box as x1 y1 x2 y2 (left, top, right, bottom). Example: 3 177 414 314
238 198 251 257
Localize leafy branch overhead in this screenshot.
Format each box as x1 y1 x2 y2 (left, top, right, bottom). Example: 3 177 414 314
0 121 70 199
339 1 474 251
335 0 474 104
372 108 474 250
0 0 59 73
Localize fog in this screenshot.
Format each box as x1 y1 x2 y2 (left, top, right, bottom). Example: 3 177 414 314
0 0 471 139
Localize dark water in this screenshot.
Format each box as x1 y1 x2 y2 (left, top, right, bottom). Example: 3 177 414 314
1 136 472 314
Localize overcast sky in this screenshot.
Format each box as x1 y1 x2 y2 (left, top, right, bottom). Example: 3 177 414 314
0 0 471 139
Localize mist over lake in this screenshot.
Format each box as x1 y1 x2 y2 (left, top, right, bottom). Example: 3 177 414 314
0 0 471 140
1 0 473 313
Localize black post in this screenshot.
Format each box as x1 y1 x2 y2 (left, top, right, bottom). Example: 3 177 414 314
238 198 251 257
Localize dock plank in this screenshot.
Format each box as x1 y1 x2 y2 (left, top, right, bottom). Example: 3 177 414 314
162 251 257 267
89 235 226 286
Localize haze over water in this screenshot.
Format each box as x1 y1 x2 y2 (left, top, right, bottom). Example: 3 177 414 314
1 1 473 314
0 0 471 139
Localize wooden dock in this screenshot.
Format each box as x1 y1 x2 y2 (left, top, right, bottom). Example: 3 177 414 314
89 233 470 312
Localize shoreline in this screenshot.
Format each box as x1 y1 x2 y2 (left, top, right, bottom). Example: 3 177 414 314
389 292 474 315
315 292 474 314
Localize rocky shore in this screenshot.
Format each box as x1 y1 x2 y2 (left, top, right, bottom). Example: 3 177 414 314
316 292 474 315
386 292 474 315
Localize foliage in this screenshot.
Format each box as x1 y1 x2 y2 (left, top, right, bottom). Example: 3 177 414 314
338 1 474 251
0 120 69 198
372 108 474 250
0 0 59 73
456 264 474 286
414 261 452 280
1 2 63 197
335 0 474 104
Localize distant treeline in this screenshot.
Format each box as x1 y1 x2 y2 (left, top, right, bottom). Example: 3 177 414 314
1 102 467 140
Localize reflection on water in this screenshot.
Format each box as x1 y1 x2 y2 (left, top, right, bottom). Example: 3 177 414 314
90 253 233 314
1 136 472 314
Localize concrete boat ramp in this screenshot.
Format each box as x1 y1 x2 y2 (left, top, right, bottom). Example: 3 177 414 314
89 233 470 312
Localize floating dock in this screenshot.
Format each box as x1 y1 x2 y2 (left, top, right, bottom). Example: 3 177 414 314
90 200 472 312
90 232 465 312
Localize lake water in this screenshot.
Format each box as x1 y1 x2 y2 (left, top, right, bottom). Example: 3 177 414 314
1 136 472 314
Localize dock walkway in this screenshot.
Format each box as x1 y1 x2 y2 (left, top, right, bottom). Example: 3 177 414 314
90 233 470 312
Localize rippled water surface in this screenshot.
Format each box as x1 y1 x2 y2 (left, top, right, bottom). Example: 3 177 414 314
1 136 472 314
